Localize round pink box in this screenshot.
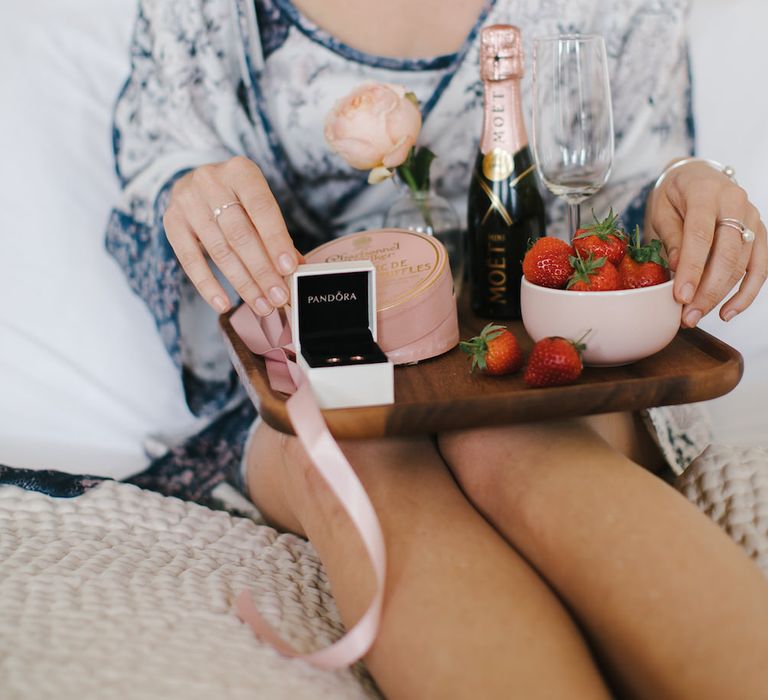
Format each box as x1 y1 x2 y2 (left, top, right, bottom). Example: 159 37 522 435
305 229 459 365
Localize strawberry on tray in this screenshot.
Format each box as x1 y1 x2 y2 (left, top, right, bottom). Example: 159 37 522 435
523 336 586 388
461 323 586 388
460 323 523 376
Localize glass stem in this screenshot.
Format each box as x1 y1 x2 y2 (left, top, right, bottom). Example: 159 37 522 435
567 202 581 240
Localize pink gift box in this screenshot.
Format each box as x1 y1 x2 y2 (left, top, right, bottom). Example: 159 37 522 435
305 228 459 365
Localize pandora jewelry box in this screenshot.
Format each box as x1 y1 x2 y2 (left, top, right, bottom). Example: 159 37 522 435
291 261 394 409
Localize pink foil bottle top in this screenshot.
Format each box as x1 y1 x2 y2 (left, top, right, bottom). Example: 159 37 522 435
480 24 524 81
477 24 529 157
305 229 459 365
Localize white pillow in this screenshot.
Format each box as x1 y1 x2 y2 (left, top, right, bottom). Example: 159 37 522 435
0 1 200 478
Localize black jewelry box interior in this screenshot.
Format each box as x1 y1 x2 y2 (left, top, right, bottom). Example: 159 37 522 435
296 269 388 369
300 329 388 368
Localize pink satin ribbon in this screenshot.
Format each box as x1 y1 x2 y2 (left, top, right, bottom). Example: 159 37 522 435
230 304 386 670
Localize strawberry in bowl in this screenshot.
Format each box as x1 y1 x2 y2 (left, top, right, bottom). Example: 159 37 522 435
522 237 575 289
619 227 671 289
572 210 628 266
567 252 622 292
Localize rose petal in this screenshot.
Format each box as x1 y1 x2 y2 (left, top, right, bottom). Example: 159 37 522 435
386 98 422 145
332 110 392 153
383 83 408 99
330 138 385 169
369 83 401 113
381 135 415 169
323 117 339 149
324 82 421 171
368 166 395 184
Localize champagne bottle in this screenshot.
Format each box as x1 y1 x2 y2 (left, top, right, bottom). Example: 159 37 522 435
468 24 546 319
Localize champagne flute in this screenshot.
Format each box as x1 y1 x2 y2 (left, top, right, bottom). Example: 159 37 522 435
532 34 614 238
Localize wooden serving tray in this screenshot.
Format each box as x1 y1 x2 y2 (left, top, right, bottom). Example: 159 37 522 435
219 299 743 439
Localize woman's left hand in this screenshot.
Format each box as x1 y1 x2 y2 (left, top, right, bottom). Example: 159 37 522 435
646 160 767 327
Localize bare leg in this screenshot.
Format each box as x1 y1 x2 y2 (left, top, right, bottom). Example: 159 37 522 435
439 420 768 700
582 411 667 474
246 422 611 699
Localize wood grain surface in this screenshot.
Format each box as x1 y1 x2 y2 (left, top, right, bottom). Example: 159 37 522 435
219 299 743 439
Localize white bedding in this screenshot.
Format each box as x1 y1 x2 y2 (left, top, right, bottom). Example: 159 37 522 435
0 1 201 478
0 0 765 479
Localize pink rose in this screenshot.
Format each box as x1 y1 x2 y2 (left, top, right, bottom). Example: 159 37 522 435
324 83 422 171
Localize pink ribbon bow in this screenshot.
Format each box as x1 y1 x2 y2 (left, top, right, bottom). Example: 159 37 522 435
230 304 386 670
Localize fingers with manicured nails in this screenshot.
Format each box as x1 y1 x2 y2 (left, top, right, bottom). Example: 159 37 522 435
163 203 231 314
228 158 299 277
682 220 751 327
194 167 291 309
719 213 767 321
674 190 718 307
182 186 274 316
165 158 301 315
192 165 289 308
215 204 290 308
680 185 750 326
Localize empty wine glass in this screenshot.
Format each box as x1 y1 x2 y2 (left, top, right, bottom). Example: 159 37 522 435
532 34 614 238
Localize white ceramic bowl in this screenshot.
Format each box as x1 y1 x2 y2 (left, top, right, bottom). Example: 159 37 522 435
520 277 683 366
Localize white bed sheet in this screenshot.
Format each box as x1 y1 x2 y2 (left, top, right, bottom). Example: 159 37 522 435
0 1 201 478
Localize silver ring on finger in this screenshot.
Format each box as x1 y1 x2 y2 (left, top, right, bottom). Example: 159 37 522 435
211 200 242 222
717 217 756 244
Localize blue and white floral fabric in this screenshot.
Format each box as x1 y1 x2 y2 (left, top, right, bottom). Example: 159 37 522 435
103 0 704 499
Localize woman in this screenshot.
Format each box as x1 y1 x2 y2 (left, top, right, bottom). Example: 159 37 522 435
108 0 768 697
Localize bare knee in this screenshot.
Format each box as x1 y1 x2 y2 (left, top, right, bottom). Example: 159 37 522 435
283 432 449 528
439 428 495 494
437 420 590 515
437 426 526 515
584 412 666 473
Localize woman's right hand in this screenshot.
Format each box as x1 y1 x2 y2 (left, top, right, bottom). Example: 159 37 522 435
163 156 301 316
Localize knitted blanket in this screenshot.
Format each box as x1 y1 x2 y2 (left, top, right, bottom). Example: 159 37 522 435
1 444 766 699
0 479 380 700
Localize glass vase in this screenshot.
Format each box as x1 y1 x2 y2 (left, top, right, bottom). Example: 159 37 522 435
384 189 464 298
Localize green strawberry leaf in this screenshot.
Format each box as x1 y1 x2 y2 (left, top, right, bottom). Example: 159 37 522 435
460 323 509 373
627 227 669 268
574 209 625 242
567 252 607 288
